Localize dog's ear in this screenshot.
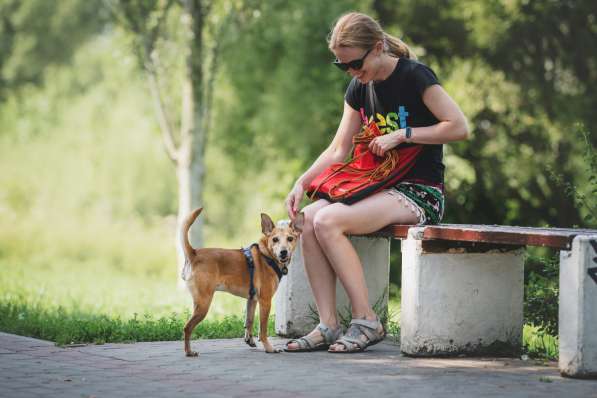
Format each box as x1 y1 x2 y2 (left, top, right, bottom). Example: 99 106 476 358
261 213 275 234
290 212 305 233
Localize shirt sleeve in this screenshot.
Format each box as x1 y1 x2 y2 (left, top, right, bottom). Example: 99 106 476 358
344 78 363 111
412 63 440 96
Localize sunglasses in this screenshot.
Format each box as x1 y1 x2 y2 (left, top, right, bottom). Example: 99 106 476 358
333 48 372 71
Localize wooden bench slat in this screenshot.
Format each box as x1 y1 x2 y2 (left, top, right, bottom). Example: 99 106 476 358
370 224 597 250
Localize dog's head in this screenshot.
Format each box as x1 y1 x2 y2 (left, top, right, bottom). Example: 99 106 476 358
260 212 304 267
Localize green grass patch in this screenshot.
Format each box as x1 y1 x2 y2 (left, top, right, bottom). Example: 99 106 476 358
0 295 275 346
0 216 261 345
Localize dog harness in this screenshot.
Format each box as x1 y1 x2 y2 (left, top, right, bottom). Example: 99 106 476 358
241 243 287 299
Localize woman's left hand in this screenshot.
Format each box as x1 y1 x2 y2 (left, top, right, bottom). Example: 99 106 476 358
368 130 404 156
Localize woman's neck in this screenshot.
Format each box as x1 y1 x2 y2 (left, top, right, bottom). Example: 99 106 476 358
373 54 399 82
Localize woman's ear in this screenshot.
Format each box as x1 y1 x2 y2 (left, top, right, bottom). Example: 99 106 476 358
375 40 384 54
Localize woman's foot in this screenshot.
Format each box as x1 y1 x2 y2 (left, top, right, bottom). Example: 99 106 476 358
285 323 342 352
328 316 385 353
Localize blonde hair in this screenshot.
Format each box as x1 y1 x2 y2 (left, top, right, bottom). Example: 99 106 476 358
328 12 416 60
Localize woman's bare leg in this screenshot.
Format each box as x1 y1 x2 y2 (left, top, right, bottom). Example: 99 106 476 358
312 191 420 351
286 199 339 350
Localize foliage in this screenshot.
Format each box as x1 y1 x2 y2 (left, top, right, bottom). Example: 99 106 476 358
546 125 597 226
0 0 109 99
523 324 558 360
524 253 559 336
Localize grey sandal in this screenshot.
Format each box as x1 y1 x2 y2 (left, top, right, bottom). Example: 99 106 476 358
284 323 343 352
328 317 385 353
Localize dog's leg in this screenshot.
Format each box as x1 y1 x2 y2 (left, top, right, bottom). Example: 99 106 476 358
244 298 258 347
258 299 280 353
184 295 212 357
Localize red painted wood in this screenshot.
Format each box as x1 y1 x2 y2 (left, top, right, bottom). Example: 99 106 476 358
368 224 597 250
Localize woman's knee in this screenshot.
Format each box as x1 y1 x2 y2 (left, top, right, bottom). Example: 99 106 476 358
313 207 345 240
300 200 329 237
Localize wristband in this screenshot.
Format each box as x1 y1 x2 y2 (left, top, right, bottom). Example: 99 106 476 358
405 126 413 143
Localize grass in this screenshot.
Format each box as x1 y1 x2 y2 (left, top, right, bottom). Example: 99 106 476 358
0 298 274 346
0 258 274 346
0 212 262 346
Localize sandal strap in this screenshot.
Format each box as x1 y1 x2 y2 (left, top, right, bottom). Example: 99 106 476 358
345 317 385 344
347 323 378 342
317 322 342 344
286 323 342 350
334 335 367 351
286 336 314 350
350 317 380 330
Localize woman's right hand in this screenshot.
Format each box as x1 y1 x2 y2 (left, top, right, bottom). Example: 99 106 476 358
285 182 305 219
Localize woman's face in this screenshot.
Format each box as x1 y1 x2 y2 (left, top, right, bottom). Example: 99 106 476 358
333 46 378 84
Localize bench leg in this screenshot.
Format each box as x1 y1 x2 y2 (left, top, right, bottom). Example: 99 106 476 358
400 228 525 356
275 236 390 337
559 235 597 379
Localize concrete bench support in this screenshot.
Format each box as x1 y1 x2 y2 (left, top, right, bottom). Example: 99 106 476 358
275 236 390 337
400 227 525 356
559 235 597 378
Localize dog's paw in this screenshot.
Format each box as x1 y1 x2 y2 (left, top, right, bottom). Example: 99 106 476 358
244 337 256 347
265 347 283 354
185 351 199 357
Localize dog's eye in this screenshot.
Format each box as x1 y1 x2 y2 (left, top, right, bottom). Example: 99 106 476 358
287 236 294 242
273 237 279 243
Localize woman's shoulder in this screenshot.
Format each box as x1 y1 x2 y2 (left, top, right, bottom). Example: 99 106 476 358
401 58 435 74
401 58 440 86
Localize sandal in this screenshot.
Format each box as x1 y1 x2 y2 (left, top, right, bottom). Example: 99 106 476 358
284 323 342 352
328 317 385 353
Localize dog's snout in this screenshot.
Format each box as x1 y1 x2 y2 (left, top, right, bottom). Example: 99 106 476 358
280 249 288 258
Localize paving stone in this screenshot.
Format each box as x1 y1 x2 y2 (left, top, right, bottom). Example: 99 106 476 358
1 332 597 397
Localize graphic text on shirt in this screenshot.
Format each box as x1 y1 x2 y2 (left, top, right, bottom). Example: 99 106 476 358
368 105 409 134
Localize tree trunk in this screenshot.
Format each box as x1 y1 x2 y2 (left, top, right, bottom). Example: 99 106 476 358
176 0 206 286
175 145 204 284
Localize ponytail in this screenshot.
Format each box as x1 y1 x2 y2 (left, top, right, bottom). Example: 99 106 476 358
383 32 416 60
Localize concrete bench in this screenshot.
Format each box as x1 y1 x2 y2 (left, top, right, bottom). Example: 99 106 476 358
274 224 597 379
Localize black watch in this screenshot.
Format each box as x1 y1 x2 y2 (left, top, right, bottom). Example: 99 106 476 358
405 126 413 143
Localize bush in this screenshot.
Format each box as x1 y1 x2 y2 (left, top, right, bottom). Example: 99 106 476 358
524 253 559 336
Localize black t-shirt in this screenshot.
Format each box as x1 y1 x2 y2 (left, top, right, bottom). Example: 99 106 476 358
345 58 444 186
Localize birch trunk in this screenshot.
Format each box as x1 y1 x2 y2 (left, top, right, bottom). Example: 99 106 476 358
175 0 206 286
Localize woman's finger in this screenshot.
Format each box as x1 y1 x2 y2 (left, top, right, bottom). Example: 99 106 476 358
285 196 294 218
292 191 302 213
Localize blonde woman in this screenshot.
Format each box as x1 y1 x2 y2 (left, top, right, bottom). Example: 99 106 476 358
284 12 469 353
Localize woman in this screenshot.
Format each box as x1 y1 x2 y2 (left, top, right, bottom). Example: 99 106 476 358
284 12 469 353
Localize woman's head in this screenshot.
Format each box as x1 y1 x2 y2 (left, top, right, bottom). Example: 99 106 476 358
328 12 415 83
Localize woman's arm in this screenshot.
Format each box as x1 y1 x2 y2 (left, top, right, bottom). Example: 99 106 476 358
286 101 362 217
369 84 470 156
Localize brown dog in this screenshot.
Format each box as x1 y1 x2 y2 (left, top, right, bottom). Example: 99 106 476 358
180 207 304 356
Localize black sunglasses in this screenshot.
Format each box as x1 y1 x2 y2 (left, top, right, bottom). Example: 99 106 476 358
333 48 372 71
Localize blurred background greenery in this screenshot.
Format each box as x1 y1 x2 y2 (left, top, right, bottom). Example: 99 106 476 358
0 0 595 355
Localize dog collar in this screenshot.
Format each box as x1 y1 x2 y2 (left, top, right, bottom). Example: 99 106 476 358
260 252 287 280
248 243 287 280
242 244 287 300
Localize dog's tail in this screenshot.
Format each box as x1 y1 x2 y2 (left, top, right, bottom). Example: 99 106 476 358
180 207 203 280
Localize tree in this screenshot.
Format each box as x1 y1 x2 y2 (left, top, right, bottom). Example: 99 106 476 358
0 0 107 101
106 0 238 279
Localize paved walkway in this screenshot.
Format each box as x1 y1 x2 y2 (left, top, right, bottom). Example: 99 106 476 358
1 332 596 398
